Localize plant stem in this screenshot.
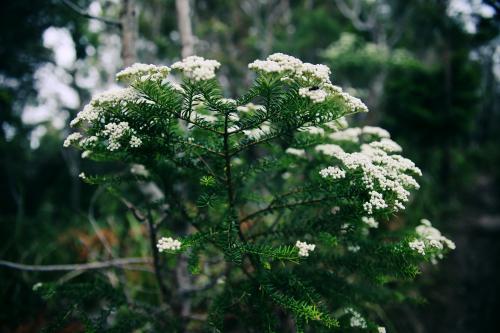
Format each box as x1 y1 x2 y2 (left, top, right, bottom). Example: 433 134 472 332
146 213 170 303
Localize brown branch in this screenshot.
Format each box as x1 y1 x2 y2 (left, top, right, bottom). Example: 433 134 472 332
60 0 121 27
0 258 152 272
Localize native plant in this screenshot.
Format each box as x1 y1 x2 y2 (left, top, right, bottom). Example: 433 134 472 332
63 54 455 332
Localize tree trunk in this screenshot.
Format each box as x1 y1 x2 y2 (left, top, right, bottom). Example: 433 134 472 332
175 0 195 58
120 0 137 67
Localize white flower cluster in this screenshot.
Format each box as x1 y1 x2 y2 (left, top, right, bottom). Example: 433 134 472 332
345 308 367 329
362 126 390 138
248 53 369 112
70 87 140 127
285 147 306 157
315 144 344 156
157 237 182 252
236 102 265 113
347 244 360 253
329 127 362 143
299 87 328 103
129 135 142 148
300 126 325 136
171 56 221 81
325 117 349 131
409 219 456 257
243 123 271 140
378 327 387 333
325 84 369 113
319 166 346 179
295 240 316 257
362 216 379 228
316 133 421 214
116 63 170 83
63 132 82 147
409 239 426 255
102 121 131 151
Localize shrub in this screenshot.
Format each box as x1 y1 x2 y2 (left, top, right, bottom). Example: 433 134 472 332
65 54 454 332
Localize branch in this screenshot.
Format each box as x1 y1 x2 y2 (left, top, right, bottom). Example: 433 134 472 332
0 258 152 272
240 197 330 224
60 0 121 27
229 132 282 156
334 0 375 32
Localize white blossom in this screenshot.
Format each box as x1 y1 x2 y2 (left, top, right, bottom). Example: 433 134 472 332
362 126 390 138
409 239 426 255
330 128 362 143
157 237 182 252
102 121 130 151
300 126 325 136
319 166 346 179
285 147 306 157
243 123 271 140
315 144 344 157
299 87 328 103
378 327 386 333
116 63 170 83
345 308 367 328
295 240 316 257
347 244 360 253
362 216 379 228
63 132 82 147
171 56 221 81
129 135 142 148
331 206 341 215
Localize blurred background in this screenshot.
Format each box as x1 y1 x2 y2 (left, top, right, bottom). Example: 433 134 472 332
0 0 498 332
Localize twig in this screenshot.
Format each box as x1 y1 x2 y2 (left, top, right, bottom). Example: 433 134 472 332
239 197 330 224
0 258 152 272
60 0 121 27
146 210 170 303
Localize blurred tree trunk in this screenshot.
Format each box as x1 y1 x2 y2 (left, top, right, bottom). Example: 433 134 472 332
120 0 137 67
176 0 195 58
175 0 195 327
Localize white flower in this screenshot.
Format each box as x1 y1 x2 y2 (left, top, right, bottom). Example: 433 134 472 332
362 216 379 228
319 166 346 179
363 191 388 214
362 126 390 138
378 327 386 333
295 240 316 257
409 239 426 255
116 63 170 82
347 244 360 253
236 102 265 113
32 282 43 291
81 150 91 159
102 121 131 151
299 87 328 103
157 237 182 252
315 144 344 157
171 56 221 81
79 172 86 179
300 126 325 136
129 135 142 148
331 206 340 215
63 132 82 147
330 128 362 143
243 123 271 140
346 308 367 328
285 147 306 157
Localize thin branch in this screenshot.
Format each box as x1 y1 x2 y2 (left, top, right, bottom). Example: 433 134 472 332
0 258 152 272
60 0 121 27
185 140 224 157
239 197 330 224
229 132 282 156
146 210 170 303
